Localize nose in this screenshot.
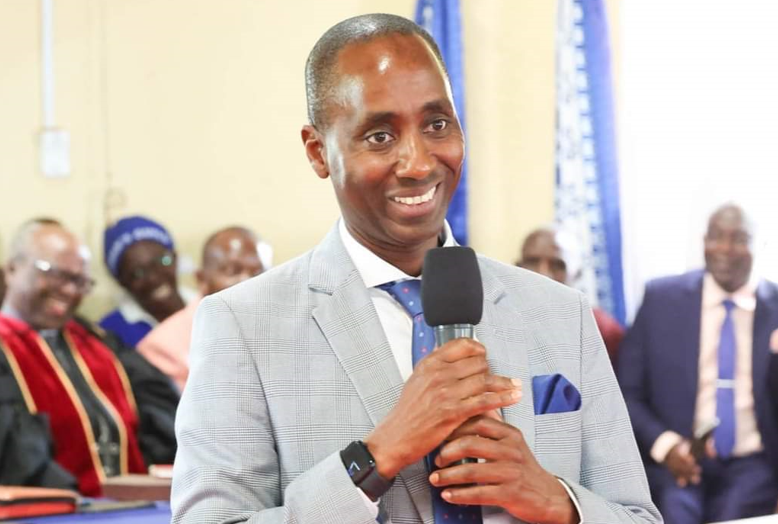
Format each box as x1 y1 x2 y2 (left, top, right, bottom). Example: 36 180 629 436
59 279 81 298
395 131 434 180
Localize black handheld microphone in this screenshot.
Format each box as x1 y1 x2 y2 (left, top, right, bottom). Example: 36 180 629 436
421 246 483 345
422 246 484 468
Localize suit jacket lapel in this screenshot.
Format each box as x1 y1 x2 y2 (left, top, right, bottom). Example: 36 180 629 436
678 272 704 407
308 226 431 523
476 261 536 450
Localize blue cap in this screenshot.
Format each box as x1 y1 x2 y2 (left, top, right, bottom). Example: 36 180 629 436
104 215 174 277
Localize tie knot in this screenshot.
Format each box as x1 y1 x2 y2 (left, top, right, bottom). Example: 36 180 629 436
378 280 423 317
723 299 736 313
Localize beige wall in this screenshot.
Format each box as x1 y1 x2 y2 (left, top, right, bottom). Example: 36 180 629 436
0 1 616 319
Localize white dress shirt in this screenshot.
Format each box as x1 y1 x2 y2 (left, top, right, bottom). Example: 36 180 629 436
650 273 762 462
339 219 583 524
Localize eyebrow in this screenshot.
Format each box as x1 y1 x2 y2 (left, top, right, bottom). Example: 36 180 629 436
358 111 396 132
356 99 456 134
421 99 455 114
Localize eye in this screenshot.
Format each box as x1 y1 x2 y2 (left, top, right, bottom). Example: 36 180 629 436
366 131 394 145
426 119 449 133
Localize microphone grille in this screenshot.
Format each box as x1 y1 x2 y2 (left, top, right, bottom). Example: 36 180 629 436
421 246 483 327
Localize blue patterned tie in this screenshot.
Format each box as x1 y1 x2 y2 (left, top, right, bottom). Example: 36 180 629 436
715 299 737 459
379 280 482 523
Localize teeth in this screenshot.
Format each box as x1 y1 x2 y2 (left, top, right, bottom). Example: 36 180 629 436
151 284 173 301
394 186 436 205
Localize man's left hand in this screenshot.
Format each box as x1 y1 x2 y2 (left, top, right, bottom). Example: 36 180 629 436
429 416 579 524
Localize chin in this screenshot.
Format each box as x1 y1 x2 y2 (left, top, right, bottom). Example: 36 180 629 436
393 223 442 245
37 317 68 331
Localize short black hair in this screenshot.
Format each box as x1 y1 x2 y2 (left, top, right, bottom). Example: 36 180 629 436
304 13 448 129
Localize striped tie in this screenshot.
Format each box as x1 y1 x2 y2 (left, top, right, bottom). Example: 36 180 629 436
379 280 483 523
715 299 737 459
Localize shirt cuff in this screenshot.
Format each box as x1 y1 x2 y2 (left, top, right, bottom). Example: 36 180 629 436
557 478 583 524
356 484 380 519
650 431 684 463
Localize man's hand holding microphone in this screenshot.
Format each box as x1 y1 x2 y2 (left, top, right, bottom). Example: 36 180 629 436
364 247 579 524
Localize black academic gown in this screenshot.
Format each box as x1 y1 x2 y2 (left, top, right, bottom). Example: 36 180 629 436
0 317 179 489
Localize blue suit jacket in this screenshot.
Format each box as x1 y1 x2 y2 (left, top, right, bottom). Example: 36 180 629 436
618 270 778 472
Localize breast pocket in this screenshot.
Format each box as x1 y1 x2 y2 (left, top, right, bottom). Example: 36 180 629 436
533 410 582 481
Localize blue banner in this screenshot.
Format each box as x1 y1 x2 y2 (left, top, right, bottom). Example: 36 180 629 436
555 0 626 324
415 0 468 245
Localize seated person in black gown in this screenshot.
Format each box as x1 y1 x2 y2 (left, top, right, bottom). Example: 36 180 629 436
0 219 179 495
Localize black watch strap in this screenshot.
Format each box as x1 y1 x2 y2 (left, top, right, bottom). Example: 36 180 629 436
340 440 394 500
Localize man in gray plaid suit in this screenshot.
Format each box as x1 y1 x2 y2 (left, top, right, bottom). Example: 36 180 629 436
171 13 661 524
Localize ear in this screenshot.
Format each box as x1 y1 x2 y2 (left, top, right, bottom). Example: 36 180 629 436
4 259 19 279
301 125 330 180
195 269 208 295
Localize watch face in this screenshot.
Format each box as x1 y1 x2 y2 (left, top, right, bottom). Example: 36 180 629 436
346 460 363 478
341 440 395 501
342 441 374 485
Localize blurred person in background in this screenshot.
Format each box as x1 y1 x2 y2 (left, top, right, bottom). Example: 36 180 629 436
138 226 267 391
0 268 6 306
0 219 179 494
619 203 778 523
100 215 196 348
517 226 624 366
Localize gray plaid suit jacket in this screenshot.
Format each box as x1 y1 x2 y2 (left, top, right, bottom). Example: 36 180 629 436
171 226 662 524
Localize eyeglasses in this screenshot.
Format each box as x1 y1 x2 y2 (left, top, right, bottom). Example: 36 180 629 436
128 251 174 283
33 259 95 293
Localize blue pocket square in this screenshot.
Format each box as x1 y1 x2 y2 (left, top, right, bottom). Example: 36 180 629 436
532 374 582 415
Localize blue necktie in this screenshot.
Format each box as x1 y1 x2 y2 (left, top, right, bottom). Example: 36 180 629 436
379 280 482 523
715 299 737 459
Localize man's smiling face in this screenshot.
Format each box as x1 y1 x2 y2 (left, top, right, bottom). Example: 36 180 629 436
311 33 465 261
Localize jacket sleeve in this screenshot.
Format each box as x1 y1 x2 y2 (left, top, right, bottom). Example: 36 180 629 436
0 350 77 489
617 286 671 455
171 295 379 524
115 348 180 465
559 294 663 524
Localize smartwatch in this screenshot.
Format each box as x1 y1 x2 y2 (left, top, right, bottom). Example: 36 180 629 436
340 440 394 501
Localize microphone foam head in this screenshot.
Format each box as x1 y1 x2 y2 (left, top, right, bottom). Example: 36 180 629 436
421 246 483 327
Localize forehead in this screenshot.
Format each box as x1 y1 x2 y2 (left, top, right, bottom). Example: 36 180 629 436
119 241 169 272
218 235 258 256
709 208 750 234
124 240 167 259
329 34 451 118
206 232 259 261
30 227 87 268
523 232 563 258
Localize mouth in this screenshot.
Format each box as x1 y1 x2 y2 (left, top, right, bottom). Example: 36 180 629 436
709 258 735 273
44 296 72 317
150 283 174 302
392 185 437 206
387 184 443 221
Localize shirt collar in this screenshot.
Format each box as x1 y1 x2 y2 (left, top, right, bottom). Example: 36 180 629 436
117 294 157 326
702 272 757 312
0 303 24 323
338 218 457 289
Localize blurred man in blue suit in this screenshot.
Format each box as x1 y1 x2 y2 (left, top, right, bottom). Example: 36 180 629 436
619 203 778 523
